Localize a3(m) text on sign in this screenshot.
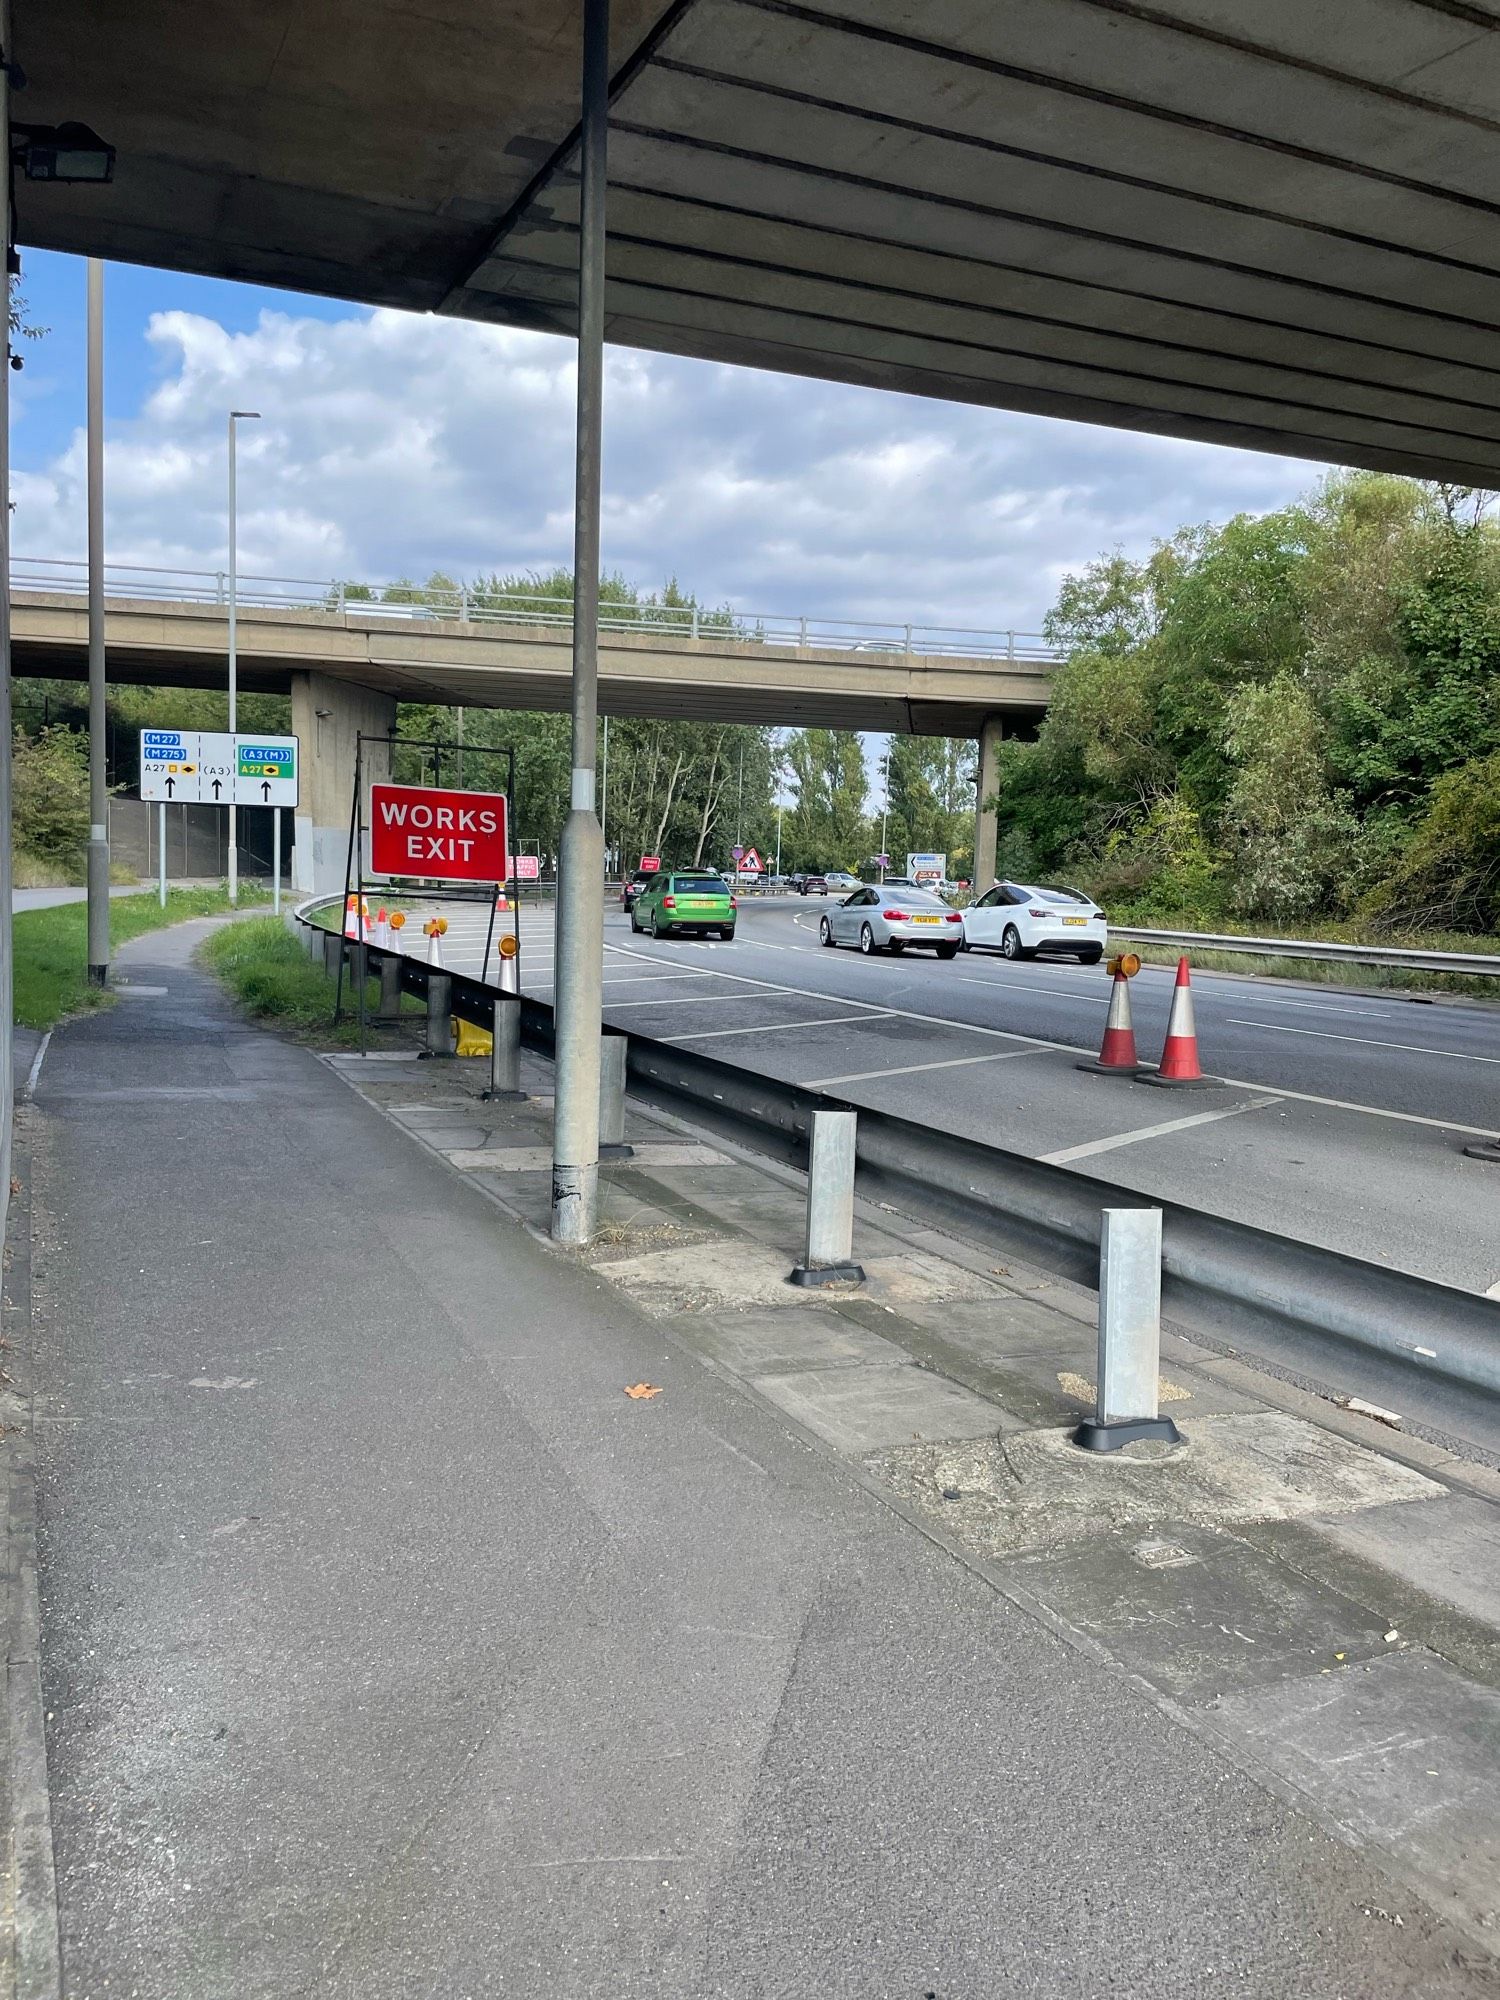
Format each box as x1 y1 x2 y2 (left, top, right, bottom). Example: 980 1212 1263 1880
369 784 509 883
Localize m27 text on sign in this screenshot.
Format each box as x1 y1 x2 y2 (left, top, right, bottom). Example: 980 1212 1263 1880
370 784 509 883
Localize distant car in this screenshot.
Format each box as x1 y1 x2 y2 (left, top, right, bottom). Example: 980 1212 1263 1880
819 885 963 958
823 870 861 892
790 872 829 896
962 882 1107 963
632 869 737 940
876 873 917 891
621 868 657 913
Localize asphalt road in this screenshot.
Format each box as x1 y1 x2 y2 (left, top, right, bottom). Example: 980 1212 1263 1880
404 894 1500 1295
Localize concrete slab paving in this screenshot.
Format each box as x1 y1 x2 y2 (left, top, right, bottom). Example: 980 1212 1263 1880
682 1305 912 1376
1003 1523 1400 1699
750 1358 1007 1453
1208 1652 1500 1940
1309 1493 1500 1634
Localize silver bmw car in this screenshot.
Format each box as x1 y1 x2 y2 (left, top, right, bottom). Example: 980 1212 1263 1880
818 885 964 958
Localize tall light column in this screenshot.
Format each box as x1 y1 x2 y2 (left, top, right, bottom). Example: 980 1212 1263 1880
226 408 260 902
550 0 610 1245
86 259 109 983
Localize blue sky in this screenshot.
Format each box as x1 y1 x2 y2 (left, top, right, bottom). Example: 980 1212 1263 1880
12 245 1322 635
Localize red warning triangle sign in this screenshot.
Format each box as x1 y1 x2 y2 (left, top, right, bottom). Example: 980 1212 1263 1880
738 846 764 873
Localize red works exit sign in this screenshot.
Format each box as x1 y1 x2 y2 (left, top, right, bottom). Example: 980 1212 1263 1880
370 783 509 882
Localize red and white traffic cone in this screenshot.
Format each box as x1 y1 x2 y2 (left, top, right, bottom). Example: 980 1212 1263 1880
1144 957 1217 1088
343 893 360 940
425 919 446 969
494 889 510 917
1077 968 1144 1074
374 907 390 949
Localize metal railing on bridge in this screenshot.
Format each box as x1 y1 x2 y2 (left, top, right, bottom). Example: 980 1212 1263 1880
11 556 1063 666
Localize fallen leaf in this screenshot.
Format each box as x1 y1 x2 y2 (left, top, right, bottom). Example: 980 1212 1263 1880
8 1177 18 1197
624 1382 662 1401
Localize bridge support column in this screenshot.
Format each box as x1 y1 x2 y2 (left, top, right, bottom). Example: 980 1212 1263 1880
975 714 1004 892
290 672 396 898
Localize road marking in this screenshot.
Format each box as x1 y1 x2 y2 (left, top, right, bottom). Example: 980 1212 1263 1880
1040 1096 1282 1165
804 1049 1048 1087
668 1011 895 1043
602 992 772 1010
22 1030 51 1100
1227 1019 1500 1065
954 973 1109 1004
602 971 716 985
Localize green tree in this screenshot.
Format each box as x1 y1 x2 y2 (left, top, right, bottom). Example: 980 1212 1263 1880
12 726 90 870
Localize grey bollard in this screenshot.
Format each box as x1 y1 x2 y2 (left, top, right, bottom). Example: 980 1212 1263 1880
1072 1207 1181 1452
789 1109 864 1287
377 953 403 1021
304 922 321 961
483 954 525 1101
598 1033 633 1160
323 930 343 977
422 970 453 1058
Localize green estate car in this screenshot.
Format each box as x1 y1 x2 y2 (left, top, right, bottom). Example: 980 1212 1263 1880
630 870 737 940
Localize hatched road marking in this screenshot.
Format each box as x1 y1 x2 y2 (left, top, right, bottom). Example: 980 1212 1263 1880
668 1011 895 1042
804 1049 1048 1087
1040 1096 1282 1165
1228 1019 1500 1065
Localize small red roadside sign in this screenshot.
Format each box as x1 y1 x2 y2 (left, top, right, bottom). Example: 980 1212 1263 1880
639 854 661 872
370 783 509 882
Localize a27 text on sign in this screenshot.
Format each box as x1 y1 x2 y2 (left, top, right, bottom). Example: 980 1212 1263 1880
370 784 509 883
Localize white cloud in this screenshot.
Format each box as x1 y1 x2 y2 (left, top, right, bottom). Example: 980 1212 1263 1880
12 301 1324 633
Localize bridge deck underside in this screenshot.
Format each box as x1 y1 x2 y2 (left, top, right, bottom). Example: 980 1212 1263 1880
18 2 1500 486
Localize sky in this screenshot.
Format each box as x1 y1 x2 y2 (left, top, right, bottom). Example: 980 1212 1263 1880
10 246 1326 640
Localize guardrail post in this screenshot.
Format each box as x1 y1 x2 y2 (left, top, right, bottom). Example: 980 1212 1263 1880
790 1110 864 1287
598 1032 633 1160
483 994 525 1101
798 615 808 648
377 953 403 1021
1072 1208 1181 1452
691 606 700 640
322 931 343 978
423 971 453 1058
303 922 321 962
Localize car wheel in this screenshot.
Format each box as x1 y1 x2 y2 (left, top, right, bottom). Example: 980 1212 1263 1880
935 944 959 961
859 923 875 956
650 909 662 939
720 927 735 941
958 933 971 952
1081 946 1104 965
819 916 834 948
1002 924 1030 961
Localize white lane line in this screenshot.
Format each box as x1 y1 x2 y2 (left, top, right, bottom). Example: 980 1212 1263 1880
668 1011 895 1043
22 1029 52 1099
953 973 1109 1005
602 971 717 985
604 943 1067 1052
601 992 773 1011
805 1049 1048 1087
1227 1019 1500 1065
1040 1096 1282 1165
608 941 1500 1137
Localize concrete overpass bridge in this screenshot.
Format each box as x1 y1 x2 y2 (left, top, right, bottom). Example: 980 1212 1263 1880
11 558 1058 891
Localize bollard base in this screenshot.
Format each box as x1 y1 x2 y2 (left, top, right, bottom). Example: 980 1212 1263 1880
1076 1059 1148 1076
1071 1414 1183 1453
1139 1071 1221 1090
1463 1140 1500 1162
599 1142 635 1161
416 1050 455 1062
789 1260 866 1289
481 1087 528 1103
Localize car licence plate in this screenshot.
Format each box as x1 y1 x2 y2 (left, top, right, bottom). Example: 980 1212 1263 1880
910 915 942 925
1062 916 1088 926
683 899 716 909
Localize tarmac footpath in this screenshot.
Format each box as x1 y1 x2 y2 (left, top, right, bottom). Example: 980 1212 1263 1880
11 918 1500 1998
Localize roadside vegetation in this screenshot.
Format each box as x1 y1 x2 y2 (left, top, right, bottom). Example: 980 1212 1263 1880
14 886 266 1030
199 918 416 1044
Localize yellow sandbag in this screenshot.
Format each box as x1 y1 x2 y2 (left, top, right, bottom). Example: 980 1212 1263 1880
452 1016 493 1057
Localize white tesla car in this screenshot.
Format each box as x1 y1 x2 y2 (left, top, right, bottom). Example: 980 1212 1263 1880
962 882 1107 963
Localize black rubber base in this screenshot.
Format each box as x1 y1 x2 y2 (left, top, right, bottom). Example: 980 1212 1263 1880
417 1049 455 1062
1071 1415 1184 1453
480 1088 528 1103
1139 1071 1220 1089
599 1142 636 1162
1076 1059 1148 1076
789 1261 866 1289
1463 1141 1500 1162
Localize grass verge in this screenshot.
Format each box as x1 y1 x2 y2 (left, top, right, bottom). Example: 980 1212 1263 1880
14 885 268 1030
198 918 419 1045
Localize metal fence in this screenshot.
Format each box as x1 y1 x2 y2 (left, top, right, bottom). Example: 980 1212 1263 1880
110 796 286 881
12 555 1063 665
1113 925 1500 979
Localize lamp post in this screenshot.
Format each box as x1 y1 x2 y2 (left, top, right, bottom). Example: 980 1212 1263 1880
226 408 260 903
879 746 890 885
86 259 109 985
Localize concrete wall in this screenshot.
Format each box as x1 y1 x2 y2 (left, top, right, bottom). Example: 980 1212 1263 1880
290 672 396 896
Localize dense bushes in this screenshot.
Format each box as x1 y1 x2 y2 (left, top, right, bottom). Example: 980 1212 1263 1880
989 474 1500 930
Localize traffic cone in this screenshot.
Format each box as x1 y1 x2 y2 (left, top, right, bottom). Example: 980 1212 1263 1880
1143 958 1216 1088
495 890 510 916
1077 968 1144 1074
388 910 407 951
343 893 360 940
425 917 447 969
375 907 390 949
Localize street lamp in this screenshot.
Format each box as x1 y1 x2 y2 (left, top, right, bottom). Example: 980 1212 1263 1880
879 746 890 885
226 409 260 903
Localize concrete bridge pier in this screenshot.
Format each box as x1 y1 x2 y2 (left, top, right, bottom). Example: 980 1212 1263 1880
290 671 397 897
974 714 1004 893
